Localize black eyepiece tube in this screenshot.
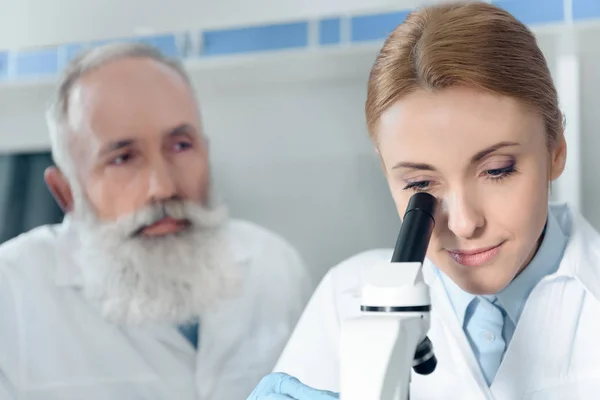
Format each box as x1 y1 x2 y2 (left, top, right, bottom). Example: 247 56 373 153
391 192 437 264
391 192 439 376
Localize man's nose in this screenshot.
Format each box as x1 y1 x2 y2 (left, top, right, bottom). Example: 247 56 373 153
445 192 485 239
148 162 178 202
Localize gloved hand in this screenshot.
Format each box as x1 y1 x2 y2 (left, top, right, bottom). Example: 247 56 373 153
248 372 340 399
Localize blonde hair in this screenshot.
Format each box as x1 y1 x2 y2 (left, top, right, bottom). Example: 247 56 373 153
365 2 563 147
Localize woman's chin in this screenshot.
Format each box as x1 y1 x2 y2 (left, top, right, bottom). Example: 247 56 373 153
441 266 515 295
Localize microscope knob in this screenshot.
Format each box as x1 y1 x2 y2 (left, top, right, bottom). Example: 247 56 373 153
412 336 437 375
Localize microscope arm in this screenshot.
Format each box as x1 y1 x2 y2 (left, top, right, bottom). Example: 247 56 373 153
339 192 438 400
339 261 431 400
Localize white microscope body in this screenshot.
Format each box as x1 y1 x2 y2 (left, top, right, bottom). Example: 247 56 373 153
339 192 438 400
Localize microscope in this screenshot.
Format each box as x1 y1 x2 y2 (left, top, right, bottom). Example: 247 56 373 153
340 192 438 399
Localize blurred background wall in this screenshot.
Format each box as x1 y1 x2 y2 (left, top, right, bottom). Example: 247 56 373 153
0 0 597 284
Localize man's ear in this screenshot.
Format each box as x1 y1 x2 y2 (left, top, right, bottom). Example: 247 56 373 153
44 166 74 213
550 133 567 181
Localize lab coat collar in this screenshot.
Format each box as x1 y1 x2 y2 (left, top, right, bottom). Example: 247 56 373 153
496 207 567 324
54 214 84 287
551 203 600 302
54 214 253 288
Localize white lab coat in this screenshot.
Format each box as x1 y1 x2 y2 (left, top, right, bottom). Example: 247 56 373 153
275 203 600 399
0 216 312 400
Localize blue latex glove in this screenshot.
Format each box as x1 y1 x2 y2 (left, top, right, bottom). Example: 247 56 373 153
248 372 340 399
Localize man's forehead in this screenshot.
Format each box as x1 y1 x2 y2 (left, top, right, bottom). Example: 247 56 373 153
77 57 187 88
66 82 95 138
65 58 198 139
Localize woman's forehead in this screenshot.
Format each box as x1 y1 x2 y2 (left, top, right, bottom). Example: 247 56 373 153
377 87 545 163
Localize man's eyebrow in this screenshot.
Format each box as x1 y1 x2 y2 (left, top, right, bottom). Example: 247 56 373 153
99 139 134 157
166 123 197 138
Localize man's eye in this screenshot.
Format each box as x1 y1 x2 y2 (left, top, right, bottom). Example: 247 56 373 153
174 142 193 152
110 154 131 165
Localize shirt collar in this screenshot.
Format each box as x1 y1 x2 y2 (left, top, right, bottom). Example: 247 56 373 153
437 269 475 326
436 205 568 326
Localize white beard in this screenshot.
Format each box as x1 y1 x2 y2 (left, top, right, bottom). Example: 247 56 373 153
73 196 242 326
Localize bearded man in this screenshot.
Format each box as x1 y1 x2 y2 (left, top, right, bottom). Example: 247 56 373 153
0 42 311 400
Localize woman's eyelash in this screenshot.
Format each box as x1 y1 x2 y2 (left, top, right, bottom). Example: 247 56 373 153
485 164 517 181
403 181 431 192
401 163 517 192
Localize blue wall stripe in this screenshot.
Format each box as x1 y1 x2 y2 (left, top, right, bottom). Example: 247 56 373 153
63 39 113 64
135 34 180 58
15 48 58 77
573 0 600 20
178 32 197 58
62 35 179 64
0 52 8 80
351 11 409 42
63 43 88 63
319 18 341 45
492 0 564 25
201 22 308 56
9 1 600 84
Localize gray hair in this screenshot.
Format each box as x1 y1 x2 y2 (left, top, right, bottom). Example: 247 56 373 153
46 42 193 183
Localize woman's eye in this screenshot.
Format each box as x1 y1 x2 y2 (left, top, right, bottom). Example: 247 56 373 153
485 164 516 180
403 181 431 192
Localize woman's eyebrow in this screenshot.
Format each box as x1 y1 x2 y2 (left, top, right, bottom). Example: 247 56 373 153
391 141 520 171
392 162 436 171
471 141 520 163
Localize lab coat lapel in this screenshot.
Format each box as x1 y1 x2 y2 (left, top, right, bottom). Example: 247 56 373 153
490 280 554 398
422 264 493 399
194 240 254 400
490 277 586 399
490 206 598 399
194 280 252 399
566 211 600 301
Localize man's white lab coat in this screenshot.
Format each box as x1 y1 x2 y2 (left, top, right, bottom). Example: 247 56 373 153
275 204 600 399
0 216 312 400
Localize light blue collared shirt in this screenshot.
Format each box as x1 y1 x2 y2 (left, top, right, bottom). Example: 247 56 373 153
436 208 569 385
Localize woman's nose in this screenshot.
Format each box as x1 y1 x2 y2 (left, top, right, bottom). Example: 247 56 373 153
445 193 485 239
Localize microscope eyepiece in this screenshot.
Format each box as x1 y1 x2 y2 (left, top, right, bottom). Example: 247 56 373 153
390 192 439 376
391 192 437 264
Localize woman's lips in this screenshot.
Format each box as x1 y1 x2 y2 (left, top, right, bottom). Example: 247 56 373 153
446 242 504 267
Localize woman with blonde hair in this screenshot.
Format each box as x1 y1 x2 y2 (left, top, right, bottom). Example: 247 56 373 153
249 2 600 399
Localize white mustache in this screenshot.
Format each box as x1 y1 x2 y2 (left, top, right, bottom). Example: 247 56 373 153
107 200 228 239
130 201 188 237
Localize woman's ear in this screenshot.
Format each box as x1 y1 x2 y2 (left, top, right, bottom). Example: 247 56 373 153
44 167 74 212
550 134 567 181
